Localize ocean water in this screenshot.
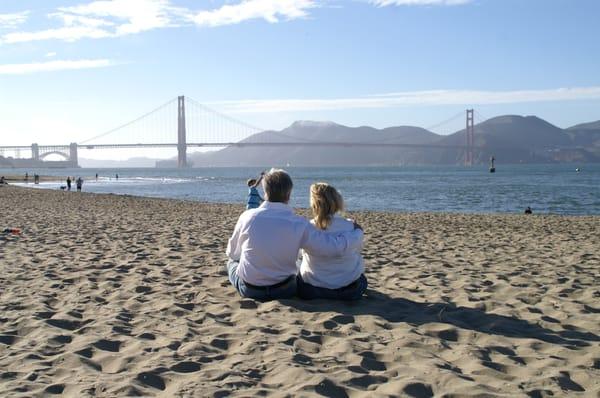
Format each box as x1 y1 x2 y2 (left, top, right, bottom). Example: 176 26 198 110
2 164 599 215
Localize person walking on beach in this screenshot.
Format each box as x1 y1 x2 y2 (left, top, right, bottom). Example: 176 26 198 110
66 176 72 191
297 183 367 300
76 177 83 192
226 169 364 301
246 172 264 210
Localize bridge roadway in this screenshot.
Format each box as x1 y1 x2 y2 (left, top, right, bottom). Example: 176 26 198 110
1 142 472 151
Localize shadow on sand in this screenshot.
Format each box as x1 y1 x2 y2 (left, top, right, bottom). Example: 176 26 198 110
282 290 599 349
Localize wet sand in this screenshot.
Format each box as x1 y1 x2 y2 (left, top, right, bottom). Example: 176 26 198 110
1 186 599 397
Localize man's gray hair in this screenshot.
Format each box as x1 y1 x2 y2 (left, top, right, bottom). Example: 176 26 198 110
262 168 293 203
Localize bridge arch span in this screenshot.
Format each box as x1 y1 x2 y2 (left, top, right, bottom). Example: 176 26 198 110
39 151 70 161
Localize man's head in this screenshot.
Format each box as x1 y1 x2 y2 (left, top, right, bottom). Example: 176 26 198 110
262 168 293 203
247 178 257 187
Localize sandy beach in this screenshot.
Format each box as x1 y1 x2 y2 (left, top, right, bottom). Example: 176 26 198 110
0 185 598 397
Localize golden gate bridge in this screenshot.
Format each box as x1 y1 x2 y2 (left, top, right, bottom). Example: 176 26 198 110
0 96 483 168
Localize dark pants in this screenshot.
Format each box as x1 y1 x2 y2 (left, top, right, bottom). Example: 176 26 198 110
227 260 297 301
297 274 368 300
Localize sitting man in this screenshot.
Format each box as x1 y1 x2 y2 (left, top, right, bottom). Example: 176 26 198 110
226 169 364 301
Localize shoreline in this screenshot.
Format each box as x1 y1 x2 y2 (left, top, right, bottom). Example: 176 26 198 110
4 184 599 218
1 185 599 396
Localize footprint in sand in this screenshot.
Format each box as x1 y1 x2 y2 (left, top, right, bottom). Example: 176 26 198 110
75 347 94 358
314 378 348 398
347 374 388 389
135 285 153 294
0 335 17 345
136 371 166 391
171 361 202 373
292 353 313 366
45 318 84 331
49 335 72 344
210 338 229 350
403 382 434 398
92 339 122 352
359 351 386 371
553 371 585 392
44 384 65 395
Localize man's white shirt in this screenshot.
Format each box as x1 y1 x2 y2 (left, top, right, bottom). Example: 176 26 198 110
226 201 364 286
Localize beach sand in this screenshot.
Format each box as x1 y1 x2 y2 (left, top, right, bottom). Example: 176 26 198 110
1 186 598 397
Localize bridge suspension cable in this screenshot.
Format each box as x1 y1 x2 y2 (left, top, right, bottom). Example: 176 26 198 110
80 97 178 145
473 110 489 125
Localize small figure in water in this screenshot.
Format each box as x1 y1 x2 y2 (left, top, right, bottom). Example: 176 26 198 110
25 172 29 183
246 172 265 210
575 168 580 172
76 177 83 192
116 173 119 180
524 206 532 214
66 176 72 191
34 174 39 184
95 173 98 181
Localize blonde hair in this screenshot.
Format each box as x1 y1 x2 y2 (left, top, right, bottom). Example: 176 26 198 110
310 183 344 230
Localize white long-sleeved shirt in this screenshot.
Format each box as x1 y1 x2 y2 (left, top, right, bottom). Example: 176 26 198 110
226 201 364 286
300 216 365 289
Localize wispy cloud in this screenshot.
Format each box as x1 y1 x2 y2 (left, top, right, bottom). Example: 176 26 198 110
0 59 116 75
370 0 472 6
0 11 29 29
191 0 317 27
2 0 177 43
208 87 600 113
1 0 317 44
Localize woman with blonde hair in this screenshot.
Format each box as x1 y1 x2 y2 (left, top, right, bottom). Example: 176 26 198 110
297 183 367 300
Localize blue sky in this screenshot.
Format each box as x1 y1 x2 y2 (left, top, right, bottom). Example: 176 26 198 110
1 0 600 159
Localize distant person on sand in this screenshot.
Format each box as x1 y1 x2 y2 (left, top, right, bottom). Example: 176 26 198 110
246 172 264 210
66 176 72 191
297 183 367 300
226 169 364 301
0 176 6 185
524 206 532 214
76 177 83 192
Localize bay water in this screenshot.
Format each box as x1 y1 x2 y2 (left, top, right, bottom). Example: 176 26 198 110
2 164 599 215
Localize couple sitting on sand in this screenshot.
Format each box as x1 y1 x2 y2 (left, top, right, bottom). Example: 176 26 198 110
226 168 367 301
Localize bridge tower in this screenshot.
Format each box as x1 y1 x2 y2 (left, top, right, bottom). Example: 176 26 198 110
31 143 40 161
465 109 474 166
177 95 187 168
69 143 79 167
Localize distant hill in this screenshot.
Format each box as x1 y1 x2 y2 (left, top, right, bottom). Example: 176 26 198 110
436 115 580 163
177 116 600 167
189 121 442 166
565 120 600 150
567 120 600 130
